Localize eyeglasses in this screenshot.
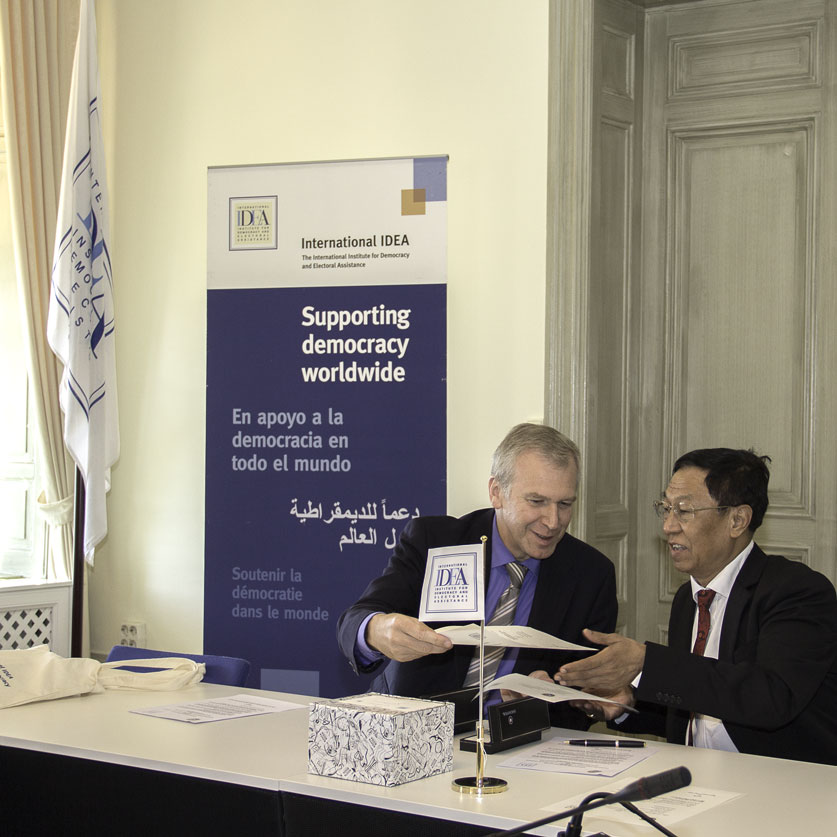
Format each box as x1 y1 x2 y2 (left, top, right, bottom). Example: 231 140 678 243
653 499 732 522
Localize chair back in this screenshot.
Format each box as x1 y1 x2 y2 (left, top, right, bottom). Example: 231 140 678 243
105 645 251 687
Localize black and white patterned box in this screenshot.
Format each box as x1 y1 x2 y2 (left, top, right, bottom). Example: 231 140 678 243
308 692 454 786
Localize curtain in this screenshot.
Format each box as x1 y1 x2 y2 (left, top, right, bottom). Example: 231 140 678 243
0 0 85 649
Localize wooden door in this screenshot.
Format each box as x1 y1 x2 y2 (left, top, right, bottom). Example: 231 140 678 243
634 0 837 642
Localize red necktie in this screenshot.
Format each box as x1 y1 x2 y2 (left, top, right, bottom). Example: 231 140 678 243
688 588 716 744
692 589 716 656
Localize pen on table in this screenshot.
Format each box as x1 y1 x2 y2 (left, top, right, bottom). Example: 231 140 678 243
563 739 645 748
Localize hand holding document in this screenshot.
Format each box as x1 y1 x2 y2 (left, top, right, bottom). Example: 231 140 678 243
436 623 593 651
488 672 635 711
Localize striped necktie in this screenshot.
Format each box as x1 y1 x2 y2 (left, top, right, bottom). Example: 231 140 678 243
462 560 528 689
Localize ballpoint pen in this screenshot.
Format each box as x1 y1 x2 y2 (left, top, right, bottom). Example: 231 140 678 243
563 739 645 747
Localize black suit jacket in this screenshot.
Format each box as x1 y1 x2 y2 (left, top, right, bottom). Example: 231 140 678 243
336 508 617 728
630 544 837 765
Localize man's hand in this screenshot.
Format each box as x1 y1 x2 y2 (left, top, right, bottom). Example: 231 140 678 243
366 613 453 662
500 669 551 702
570 685 636 722
556 629 646 693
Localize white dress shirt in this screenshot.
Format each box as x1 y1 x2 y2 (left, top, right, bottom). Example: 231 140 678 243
686 540 754 750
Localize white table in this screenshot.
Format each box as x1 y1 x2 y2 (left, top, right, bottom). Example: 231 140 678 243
283 718 837 836
1 683 834 836
0 682 310 789
0 683 307 836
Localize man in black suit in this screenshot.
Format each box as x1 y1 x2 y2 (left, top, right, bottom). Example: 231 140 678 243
557 448 837 765
337 423 617 728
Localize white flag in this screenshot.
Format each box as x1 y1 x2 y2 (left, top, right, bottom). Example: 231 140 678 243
418 543 485 623
48 0 119 564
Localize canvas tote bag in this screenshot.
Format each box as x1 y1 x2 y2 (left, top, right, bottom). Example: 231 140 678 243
0 645 204 709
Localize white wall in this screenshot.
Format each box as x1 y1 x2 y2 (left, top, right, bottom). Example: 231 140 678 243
89 0 550 656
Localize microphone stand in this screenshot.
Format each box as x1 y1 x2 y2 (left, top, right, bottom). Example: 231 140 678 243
482 794 645 837
559 791 679 837
482 766 690 837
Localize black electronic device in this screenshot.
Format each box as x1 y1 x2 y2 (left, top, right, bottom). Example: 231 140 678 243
459 696 550 754
421 686 479 734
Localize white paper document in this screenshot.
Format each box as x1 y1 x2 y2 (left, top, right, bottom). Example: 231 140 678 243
484 674 634 713
498 738 653 777
437 624 593 651
130 693 306 723
546 781 742 826
419 543 486 622
334 693 440 713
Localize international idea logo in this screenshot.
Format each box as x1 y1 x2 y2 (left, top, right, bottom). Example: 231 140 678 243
419 544 485 622
229 195 278 251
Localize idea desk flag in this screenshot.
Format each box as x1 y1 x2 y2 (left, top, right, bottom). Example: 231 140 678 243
419 543 485 623
47 0 119 563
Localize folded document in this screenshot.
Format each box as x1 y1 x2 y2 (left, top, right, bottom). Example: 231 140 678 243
489 673 635 711
436 623 593 651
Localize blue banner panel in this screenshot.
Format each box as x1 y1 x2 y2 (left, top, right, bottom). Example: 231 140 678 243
205 158 446 697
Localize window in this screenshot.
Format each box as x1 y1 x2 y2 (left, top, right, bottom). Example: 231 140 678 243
0 126 47 580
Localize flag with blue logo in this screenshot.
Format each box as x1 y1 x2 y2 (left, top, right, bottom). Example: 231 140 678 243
419 543 486 623
47 0 119 564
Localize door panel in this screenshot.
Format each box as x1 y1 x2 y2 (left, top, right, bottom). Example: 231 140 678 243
635 0 835 642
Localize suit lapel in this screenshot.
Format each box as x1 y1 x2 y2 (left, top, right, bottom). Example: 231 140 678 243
665 584 695 743
664 547 765 744
718 543 765 660
528 536 577 632
669 584 695 650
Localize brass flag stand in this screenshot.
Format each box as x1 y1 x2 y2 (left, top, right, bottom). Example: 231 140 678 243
452 537 508 795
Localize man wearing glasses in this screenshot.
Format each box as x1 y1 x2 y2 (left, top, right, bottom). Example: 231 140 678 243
556 448 837 765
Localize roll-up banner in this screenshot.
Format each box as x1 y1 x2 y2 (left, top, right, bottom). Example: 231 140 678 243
205 157 447 696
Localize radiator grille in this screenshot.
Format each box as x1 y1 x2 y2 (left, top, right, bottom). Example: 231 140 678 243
0 606 53 649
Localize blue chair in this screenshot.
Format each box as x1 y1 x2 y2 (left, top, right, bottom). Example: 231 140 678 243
105 645 251 687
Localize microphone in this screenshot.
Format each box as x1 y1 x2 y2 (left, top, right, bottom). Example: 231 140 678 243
482 766 692 837
607 766 691 804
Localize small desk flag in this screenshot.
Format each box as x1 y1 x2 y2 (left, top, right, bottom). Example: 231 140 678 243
419 543 485 623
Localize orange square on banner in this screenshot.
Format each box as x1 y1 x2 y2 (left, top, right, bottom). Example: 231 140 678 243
402 188 426 216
